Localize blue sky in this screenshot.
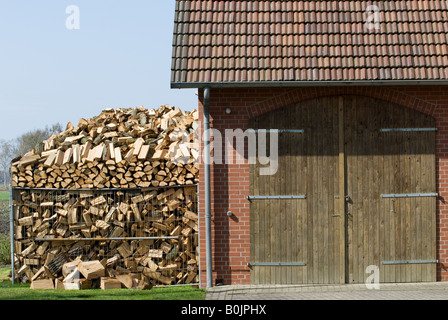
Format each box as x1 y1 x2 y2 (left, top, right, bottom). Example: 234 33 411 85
0 0 197 140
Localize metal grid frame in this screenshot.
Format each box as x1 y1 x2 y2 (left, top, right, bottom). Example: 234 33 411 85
10 184 200 288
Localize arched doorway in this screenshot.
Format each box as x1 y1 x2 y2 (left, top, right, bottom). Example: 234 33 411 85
249 95 437 284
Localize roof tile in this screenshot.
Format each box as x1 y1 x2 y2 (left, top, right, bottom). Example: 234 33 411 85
171 0 448 85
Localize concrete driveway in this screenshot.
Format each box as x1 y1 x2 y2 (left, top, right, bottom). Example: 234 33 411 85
206 282 448 300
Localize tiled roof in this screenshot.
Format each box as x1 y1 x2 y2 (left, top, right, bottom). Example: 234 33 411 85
171 0 448 87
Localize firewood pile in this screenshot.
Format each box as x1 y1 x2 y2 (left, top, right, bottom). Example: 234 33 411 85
14 186 199 289
10 105 201 289
11 105 199 189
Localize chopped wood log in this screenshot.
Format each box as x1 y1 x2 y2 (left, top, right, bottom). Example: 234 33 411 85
78 260 105 280
116 274 135 289
63 267 81 283
31 267 46 281
46 252 69 277
79 279 92 289
117 242 132 258
63 282 81 290
18 216 33 226
100 277 122 290
30 279 54 290
62 257 82 277
145 271 174 286
55 279 65 290
17 264 30 276
184 211 198 221
24 258 40 266
148 249 163 259
91 196 106 206
136 280 152 290
22 242 37 256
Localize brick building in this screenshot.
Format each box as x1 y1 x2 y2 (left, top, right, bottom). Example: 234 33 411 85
170 1 448 287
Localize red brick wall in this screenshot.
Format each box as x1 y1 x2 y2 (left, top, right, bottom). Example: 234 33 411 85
196 85 448 286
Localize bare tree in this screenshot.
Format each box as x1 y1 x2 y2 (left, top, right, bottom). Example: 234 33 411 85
15 123 63 157
0 123 63 186
0 140 17 186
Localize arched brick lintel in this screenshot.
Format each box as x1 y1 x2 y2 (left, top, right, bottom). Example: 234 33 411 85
247 86 437 119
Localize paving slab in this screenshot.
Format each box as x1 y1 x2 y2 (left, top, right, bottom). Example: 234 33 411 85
206 282 448 300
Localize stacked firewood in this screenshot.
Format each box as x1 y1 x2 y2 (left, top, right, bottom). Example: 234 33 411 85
14 186 199 289
10 105 201 289
11 105 199 189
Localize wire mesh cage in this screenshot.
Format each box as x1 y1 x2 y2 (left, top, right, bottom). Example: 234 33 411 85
11 185 199 288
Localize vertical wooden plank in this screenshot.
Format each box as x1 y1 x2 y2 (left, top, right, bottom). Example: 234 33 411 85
363 97 372 284
389 106 399 282
256 148 263 285
249 116 259 284
369 98 380 282
382 107 392 283
308 100 316 284
322 97 329 284
282 104 290 284
319 97 327 283
429 129 437 282
272 108 281 284
287 105 295 284
414 135 422 281
290 103 299 284
373 99 381 282
315 97 322 284
404 113 411 283
430 130 437 281
345 95 354 283
330 96 338 283
415 112 424 281
299 102 307 284
258 113 266 284
302 102 310 284
381 152 389 282
297 133 305 283
338 96 346 284
423 127 436 281
280 107 287 284
253 112 270 284
363 97 372 282
266 118 275 284
266 111 274 284
377 99 386 283
331 96 338 283
326 98 334 283
410 117 418 283
249 117 256 283
286 105 293 284
330 100 337 284
355 96 364 283
357 96 364 283
393 112 401 282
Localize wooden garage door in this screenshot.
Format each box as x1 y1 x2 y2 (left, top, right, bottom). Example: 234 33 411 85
345 96 437 283
249 95 436 285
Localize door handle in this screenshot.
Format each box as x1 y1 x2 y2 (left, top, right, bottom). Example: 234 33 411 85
345 195 351 202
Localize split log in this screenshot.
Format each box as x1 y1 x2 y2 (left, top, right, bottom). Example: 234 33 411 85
30 279 54 290
78 261 105 280
100 277 122 290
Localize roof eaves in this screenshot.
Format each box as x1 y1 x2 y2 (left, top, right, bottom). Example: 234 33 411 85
171 80 448 89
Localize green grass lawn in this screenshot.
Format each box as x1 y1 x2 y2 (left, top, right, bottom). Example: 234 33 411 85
0 267 9 281
0 267 205 300
0 192 8 201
